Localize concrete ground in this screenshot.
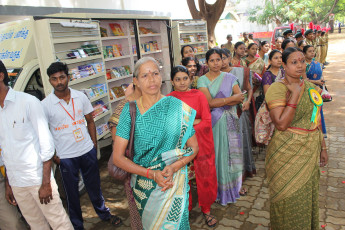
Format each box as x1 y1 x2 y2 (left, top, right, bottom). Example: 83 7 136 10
79 37 345 230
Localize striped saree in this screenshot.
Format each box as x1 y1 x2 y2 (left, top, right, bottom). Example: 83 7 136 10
265 80 323 230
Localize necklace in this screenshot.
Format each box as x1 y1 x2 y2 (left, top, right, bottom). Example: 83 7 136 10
139 97 147 113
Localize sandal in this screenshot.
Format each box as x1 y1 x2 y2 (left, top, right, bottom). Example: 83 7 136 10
203 213 217 228
239 188 247 196
109 215 122 227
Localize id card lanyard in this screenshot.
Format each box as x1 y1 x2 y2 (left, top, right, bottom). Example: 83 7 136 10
59 98 75 121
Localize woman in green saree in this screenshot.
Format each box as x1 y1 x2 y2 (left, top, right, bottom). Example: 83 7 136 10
113 57 199 230
265 47 328 230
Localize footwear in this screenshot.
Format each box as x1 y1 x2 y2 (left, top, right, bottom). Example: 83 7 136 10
239 188 248 196
108 215 122 227
203 213 217 228
324 62 330 65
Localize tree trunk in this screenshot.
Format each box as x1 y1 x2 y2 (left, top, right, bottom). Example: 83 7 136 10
187 0 226 48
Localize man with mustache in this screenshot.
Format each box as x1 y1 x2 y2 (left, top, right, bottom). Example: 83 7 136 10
42 62 122 230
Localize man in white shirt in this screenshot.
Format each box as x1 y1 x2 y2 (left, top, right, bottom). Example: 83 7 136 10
0 147 27 230
0 60 73 230
42 62 122 230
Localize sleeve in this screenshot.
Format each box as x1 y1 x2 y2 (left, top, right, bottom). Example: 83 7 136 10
262 71 273 86
197 76 208 89
108 99 128 129
29 97 55 162
115 102 131 140
265 82 288 110
81 93 94 115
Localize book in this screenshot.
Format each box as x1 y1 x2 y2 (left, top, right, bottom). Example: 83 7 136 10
106 46 114 58
100 27 108 37
90 63 104 74
109 23 125 36
69 68 81 81
78 65 95 78
112 45 121 57
77 49 88 58
111 86 125 98
106 69 112 80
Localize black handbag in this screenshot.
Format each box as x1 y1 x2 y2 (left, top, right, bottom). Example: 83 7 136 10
108 101 136 181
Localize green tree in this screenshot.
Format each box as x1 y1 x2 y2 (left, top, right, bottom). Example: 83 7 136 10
249 0 343 26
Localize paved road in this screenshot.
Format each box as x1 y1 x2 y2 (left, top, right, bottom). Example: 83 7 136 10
80 37 345 230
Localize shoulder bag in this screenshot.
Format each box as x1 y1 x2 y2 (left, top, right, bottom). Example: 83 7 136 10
108 101 136 181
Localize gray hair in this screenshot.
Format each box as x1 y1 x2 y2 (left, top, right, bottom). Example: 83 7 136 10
133 57 160 78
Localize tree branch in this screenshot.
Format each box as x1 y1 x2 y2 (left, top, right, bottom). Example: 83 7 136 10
187 0 201 19
198 0 207 18
320 0 339 23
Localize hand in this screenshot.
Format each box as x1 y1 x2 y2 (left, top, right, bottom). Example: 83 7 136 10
152 170 173 192
161 165 174 184
316 80 324 86
53 156 60 165
5 182 17 206
38 183 53 205
232 93 245 104
320 149 328 167
286 82 302 95
242 101 250 111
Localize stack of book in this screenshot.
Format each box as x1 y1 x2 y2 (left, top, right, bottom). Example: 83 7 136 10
66 44 100 59
92 100 109 118
100 23 125 37
139 27 156 35
96 123 109 136
69 62 104 81
106 65 131 80
103 44 124 59
141 40 159 53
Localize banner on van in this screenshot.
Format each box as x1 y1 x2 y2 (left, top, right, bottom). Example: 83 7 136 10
0 18 37 68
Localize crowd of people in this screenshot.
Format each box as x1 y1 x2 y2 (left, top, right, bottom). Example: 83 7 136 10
0 24 330 230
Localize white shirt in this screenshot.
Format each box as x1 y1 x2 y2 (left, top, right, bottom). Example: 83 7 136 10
42 88 94 159
0 88 55 187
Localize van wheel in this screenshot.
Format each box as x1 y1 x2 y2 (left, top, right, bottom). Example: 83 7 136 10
54 168 87 199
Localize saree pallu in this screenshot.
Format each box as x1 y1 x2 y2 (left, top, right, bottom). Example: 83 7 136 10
230 67 256 176
306 60 327 135
198 72 243 205
265 81 322 230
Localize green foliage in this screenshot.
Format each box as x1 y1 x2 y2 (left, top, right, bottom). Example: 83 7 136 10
249 0 345 25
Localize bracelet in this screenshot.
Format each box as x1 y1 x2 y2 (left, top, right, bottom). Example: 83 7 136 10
286 103 297 109
321 147 327 150
146 169 150 179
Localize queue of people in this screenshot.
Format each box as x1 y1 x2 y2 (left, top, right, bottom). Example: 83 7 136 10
0 24 330 230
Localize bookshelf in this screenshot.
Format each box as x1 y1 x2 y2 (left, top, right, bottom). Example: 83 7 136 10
34 18 111 140
171 19 208 66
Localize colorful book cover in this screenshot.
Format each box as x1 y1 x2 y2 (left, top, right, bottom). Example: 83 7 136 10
111 86 125 98
106 46 114 58
78 65 95 78
100 27 108 37
112 45 121 57
91 63 104 74
109 23 125 36
106 69 112 80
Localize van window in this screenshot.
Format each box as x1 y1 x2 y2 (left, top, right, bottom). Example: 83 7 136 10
275 29 284 38
6 68 22 88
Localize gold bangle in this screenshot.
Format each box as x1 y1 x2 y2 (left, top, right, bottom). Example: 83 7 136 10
321 147 327 150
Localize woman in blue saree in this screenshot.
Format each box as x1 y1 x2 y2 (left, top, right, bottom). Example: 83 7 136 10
113 57 199 230
303 45 327 136
198 48 245 205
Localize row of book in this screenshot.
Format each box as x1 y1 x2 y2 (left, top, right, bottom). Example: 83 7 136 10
141 40 159 53
81 83 108 100
69 62 104 81
92 100 109 119
96 122 109 137
66 44 100 59
106 65 132 80
103 44 124 59
180 34 207 43
109 84 129 101
195 45 206 53
139 26 157 35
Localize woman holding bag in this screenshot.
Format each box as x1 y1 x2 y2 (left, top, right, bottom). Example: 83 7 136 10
113 57 199 230
265 47 328 229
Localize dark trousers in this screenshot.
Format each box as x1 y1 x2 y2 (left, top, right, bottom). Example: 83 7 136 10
59 147 110 230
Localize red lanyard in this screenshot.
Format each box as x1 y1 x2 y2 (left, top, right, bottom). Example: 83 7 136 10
59 98 75 121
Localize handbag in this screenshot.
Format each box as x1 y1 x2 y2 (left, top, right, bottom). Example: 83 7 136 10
321 84 332 102
108 101 136 181
254 81 290 145
254 101 275 145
